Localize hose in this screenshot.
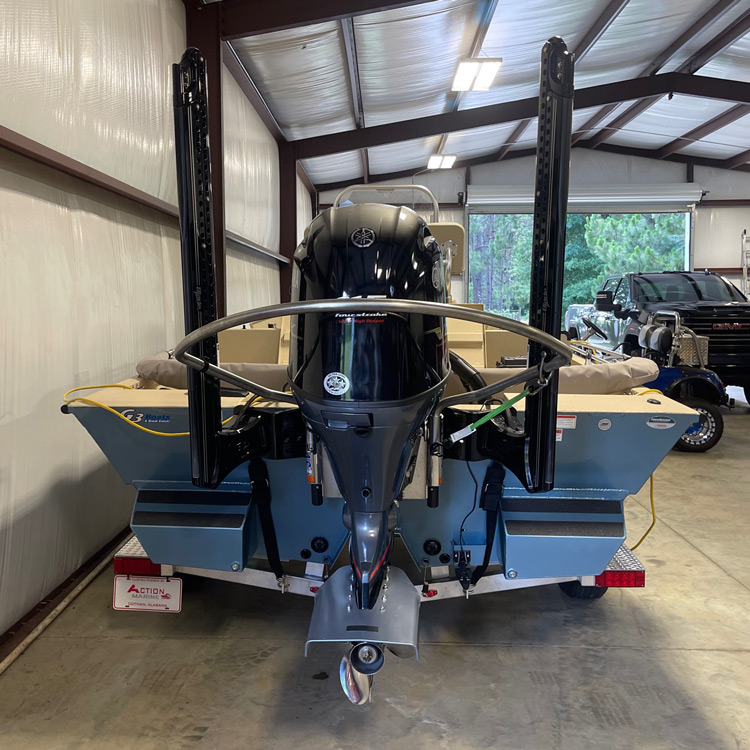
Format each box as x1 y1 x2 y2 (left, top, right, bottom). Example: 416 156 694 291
630 474 656 551
449 351 487 394
62 384 240 437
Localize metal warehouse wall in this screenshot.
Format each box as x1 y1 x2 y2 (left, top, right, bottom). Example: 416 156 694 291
0 0 289 634
0 150 183 634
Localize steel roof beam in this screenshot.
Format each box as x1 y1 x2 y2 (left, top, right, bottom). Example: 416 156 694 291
311 136 750 192
657 103 750 158
219 0 436 41
495 0 629 161
573 0 631 60
641 0 742 77
340 17 370 182
586 5 750 148
725 148 750 169
495 120 533 161
340 18 366 129
572 0 745 144
223 42 286 142
678 8 750 74
223 41 317 196
578 140 750 174
291 73 750 159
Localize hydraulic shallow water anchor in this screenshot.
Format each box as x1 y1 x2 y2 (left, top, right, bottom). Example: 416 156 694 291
170 38 575 703
525 36 575 492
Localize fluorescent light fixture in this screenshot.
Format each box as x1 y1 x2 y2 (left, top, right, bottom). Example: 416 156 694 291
427 154 458 169
451 58 503 91
451 61 480 92
473 60 502 91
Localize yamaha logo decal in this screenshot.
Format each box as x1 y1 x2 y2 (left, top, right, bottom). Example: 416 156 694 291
351 227 376 248
324 372 350 396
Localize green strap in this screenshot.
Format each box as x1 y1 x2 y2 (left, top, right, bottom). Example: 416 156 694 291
469 388 530 431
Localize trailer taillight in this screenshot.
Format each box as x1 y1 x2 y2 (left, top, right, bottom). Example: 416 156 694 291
595 570 645 587
113 556 161 576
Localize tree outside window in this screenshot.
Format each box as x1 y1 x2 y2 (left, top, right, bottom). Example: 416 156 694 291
468 212 688 322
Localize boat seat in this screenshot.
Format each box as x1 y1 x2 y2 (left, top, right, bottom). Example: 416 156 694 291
138 352 658 399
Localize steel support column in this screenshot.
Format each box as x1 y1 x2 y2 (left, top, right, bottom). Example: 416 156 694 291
279 142 298 302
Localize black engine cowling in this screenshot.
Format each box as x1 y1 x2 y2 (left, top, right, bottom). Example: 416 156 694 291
290 203 449 399
289 203 449 608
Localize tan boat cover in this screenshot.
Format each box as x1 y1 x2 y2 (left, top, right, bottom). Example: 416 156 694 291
442 358 659 397
136 352 290 391
136 352 659 396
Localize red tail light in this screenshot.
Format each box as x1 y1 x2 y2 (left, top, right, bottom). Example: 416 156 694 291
595 570 645 587
113 556 161 576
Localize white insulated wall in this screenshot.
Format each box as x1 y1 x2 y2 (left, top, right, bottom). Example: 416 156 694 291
226 249 281 314
0 151 184 634
297 175 313 243
0 0 186 205
693 207 749 272
0 0 289 633
223 66 281 252
0 0 188 636
222 65 284 314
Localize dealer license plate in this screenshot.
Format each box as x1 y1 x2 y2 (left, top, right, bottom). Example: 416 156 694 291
113 575 182 612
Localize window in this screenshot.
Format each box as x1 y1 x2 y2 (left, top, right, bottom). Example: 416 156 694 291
634 273 744 304
614 277 630 308
468 212 690 322
692 274 745 302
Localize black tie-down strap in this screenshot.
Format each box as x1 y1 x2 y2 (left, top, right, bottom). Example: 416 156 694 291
471 462 505 587
248 458 284 581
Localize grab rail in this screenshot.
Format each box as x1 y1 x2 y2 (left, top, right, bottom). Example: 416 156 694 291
333 184 440 222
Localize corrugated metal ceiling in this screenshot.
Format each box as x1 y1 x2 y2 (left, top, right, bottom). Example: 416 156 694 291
229 0 750 186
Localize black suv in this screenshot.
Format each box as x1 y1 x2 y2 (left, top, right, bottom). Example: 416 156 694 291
566 271 750 398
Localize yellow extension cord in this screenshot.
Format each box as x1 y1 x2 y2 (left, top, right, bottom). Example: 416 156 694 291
62 384 236 437
626 388 661 550
630 474 656 551
560 356 660 551
570 339 601 355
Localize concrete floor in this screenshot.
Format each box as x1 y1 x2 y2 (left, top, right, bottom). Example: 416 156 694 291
1 394 749 750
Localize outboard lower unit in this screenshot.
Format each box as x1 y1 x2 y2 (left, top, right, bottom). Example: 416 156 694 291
289 205 449 608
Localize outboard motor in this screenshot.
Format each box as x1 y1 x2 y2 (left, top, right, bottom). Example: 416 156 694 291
289 203 450 608
171 38 575 704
